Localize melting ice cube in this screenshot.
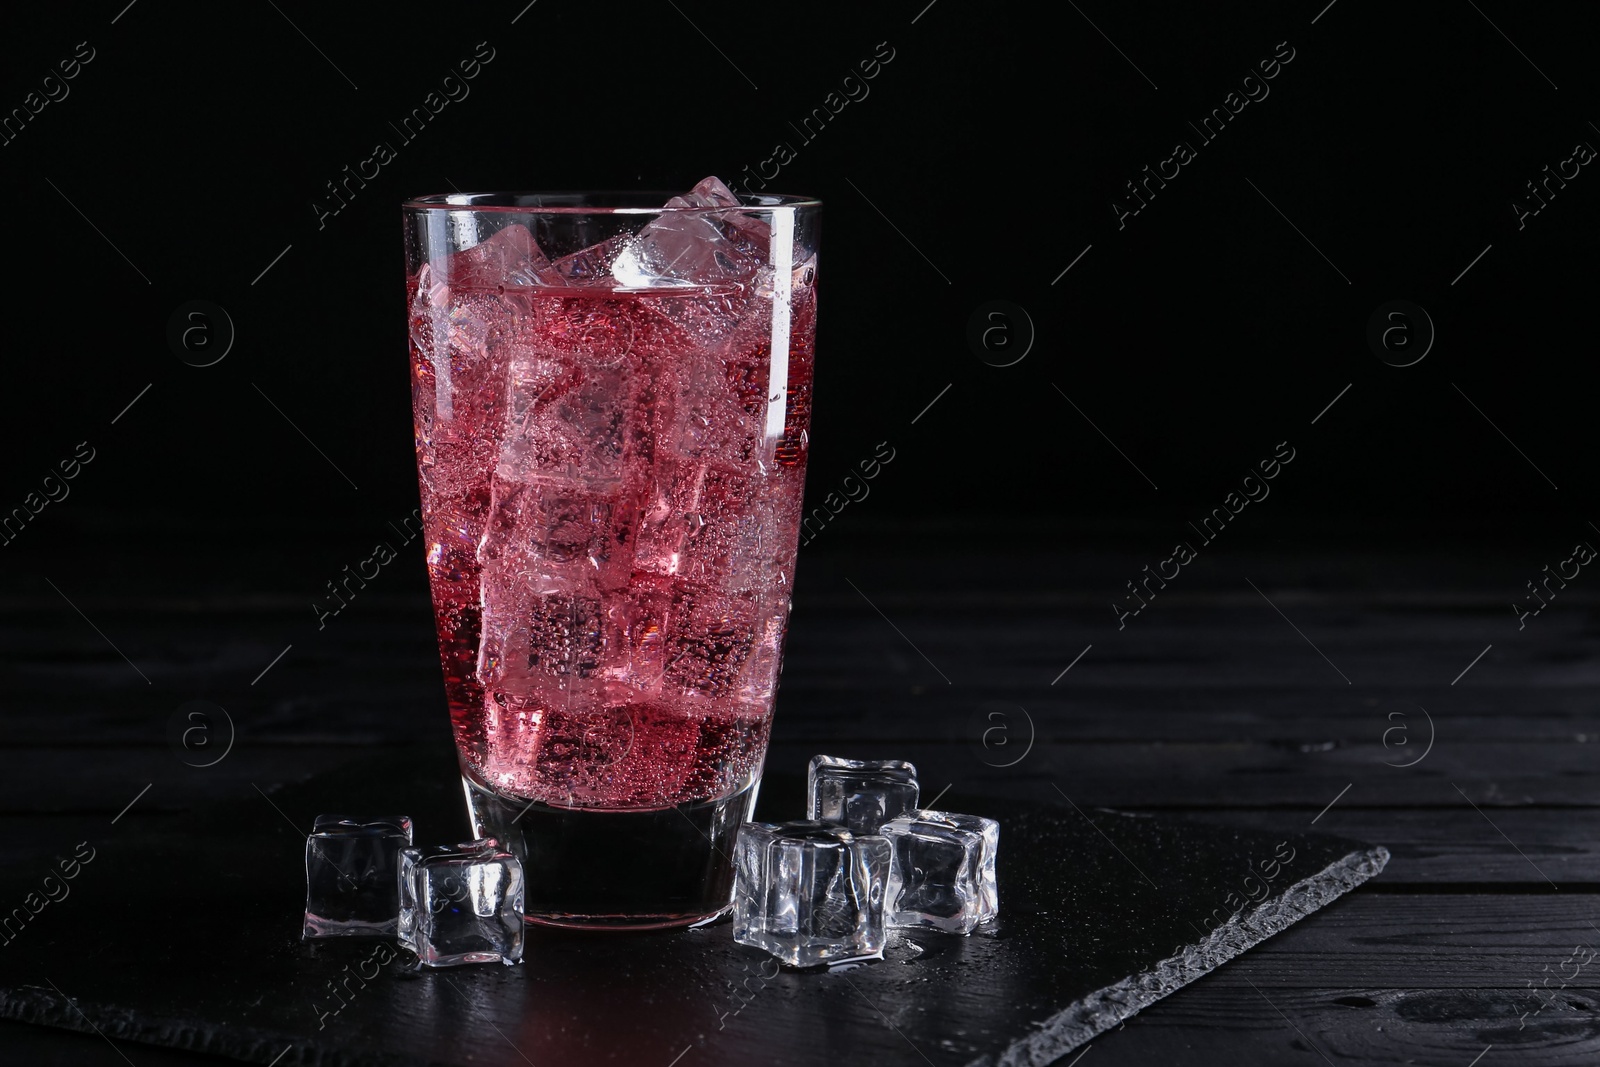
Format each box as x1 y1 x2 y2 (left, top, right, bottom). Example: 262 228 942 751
881 809 999 935
807 756 920 834
733 820 891 967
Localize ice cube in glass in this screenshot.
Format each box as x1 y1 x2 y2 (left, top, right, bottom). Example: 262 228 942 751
807 755 919 834
302 815 413 939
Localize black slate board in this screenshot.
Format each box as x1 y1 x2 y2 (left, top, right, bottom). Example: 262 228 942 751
0 748 1387 1066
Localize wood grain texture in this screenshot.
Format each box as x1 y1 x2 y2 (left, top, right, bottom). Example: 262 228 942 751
1 532 1594 1064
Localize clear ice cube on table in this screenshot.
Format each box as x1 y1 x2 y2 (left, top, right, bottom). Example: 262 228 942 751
733 820 891 967
881 810 1000 935
398 839 525 967
302 815 413 939
807 755 920 834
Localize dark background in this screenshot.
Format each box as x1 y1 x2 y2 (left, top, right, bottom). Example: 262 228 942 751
5 4 1600 1064
3 0 1596 560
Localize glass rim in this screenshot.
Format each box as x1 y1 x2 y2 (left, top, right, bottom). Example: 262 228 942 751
402 190 821 214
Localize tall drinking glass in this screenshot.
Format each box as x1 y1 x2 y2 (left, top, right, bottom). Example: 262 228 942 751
403 188 820 928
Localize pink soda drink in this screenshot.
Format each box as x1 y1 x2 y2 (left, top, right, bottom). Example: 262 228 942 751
404 181 820 927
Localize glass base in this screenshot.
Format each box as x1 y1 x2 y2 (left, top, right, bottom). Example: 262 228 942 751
460 769 760 930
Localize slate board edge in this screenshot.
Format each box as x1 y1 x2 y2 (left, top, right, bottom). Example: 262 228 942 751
976 844 1392 1067
0 986 434 1067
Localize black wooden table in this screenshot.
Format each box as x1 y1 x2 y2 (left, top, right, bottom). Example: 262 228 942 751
2 520 1592 1065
